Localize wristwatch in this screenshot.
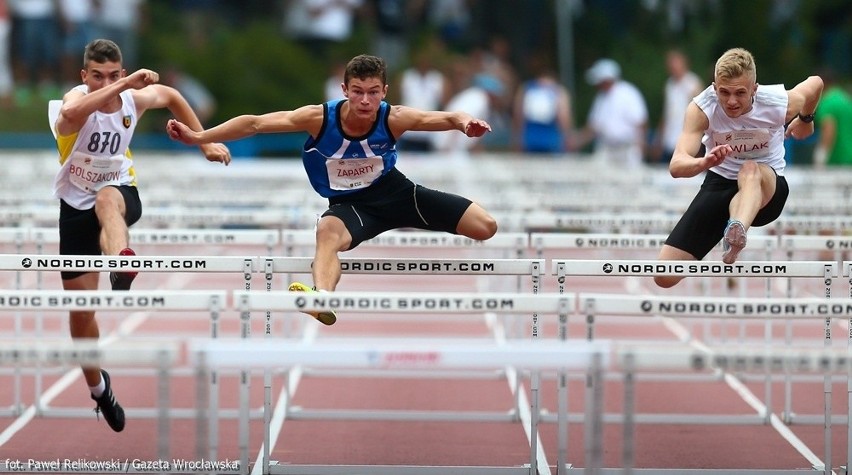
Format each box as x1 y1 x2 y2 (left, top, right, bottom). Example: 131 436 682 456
798 112 815 123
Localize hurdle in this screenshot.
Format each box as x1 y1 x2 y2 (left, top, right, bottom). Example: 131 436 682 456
577 293 852 474
549 259 837 473
0 229 29 417
190 331 852 475
0 255 257 465
0 293 206 461
253 258 546 473
232 289 572 475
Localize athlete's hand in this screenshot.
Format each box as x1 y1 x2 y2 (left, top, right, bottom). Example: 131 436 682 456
200 143 231 166
701 144 732 169
463 119 492 137
166 119 200 145
124 69 159 89
785 116 815 140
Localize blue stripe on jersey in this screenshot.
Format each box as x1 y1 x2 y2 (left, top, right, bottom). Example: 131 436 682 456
301 100 398 198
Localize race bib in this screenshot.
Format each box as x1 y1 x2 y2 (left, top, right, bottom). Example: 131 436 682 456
67 151 124 193
327 157 384 190
711 128 773 160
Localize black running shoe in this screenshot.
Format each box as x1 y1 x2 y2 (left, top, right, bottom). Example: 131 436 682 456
110 248 138 291
91 369 125 432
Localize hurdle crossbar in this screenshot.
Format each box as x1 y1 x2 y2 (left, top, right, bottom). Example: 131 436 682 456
233 290 572 314
0 290 226 311
0 254 255 273
191 337 606 371
578 293 852 320
266 257 543 275
782 234 852 252
552 259 836 278
533 233 776 251
0 338 178 366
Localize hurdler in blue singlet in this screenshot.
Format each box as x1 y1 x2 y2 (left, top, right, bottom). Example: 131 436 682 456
302 99 398 198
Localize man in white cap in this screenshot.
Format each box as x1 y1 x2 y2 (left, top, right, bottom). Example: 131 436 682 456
573 58 648 168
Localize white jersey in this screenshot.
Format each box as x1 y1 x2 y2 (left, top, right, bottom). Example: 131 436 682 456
52 85 138 210
695 83 788 180
661 71 702 150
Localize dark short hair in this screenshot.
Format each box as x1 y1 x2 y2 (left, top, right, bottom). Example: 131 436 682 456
83 39 123 67
344 55 387 86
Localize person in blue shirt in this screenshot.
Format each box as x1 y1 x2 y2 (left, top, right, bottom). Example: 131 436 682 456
167 54 498 325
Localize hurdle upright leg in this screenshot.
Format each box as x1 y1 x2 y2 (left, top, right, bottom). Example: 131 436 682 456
263 259 274 475
848 262 852 474
239 258 254 474
823 264 834 475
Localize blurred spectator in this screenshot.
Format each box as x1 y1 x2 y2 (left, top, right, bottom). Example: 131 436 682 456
396 46 448 152
477 35 517 104
164 67 216 125
427 0 470 51
574 58 648 169
0 0 12 108
59 0 97 89
324 60 347 101
368 0 424 74
284 0 363 61
9 0 61 104
511 54 572 154
432 73 503 153
651 48 703 164
174 0 221 49
93 0 145 70
813 68 852 169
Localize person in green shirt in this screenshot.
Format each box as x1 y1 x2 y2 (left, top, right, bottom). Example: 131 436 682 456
813 69 852 167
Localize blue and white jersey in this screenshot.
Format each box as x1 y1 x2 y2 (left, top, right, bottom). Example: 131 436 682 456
302 99 398 198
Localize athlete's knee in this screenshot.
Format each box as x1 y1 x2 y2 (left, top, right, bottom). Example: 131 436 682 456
468 215 498 241
737 161 762 182
93 189 122 216
653 276 681 289
315 217 350 250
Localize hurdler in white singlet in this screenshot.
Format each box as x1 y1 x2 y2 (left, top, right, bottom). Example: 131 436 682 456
694 83 788 180
52 85 138 210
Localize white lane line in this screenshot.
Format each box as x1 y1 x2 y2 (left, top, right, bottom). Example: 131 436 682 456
0 273 193 447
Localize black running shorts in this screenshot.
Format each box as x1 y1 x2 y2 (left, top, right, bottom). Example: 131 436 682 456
664 169 788 259
323 168 473 250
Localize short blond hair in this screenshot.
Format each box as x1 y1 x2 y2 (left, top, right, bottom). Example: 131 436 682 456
714 48 756 82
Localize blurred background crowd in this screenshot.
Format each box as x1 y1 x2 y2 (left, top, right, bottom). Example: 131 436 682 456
0 0 849 165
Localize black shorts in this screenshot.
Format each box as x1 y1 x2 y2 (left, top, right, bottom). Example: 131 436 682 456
323 168 473 250
665 170 789 259
59 185 142 280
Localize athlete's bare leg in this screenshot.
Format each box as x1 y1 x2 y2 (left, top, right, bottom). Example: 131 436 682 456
94 187 129 255
455 203 498 240
63 272 103 386
728 162 777 229
654 245 697 288
312 215 351 291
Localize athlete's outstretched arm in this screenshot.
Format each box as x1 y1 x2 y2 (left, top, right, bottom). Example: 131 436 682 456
167 105 324 145
388 105 491 138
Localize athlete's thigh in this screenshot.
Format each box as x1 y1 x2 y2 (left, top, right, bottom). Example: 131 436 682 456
321 203 393 250
410 184 472 233
753 172 788 227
